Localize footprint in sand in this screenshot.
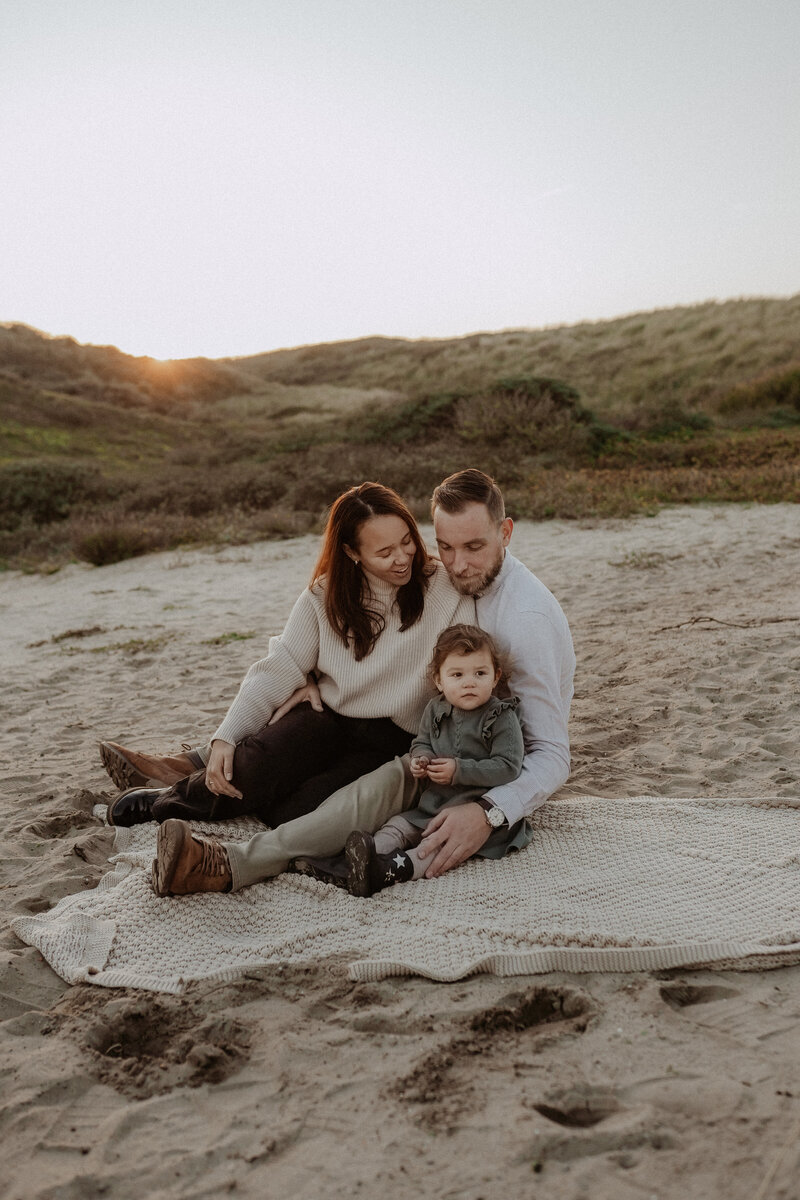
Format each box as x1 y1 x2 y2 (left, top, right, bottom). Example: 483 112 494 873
659 979 800 1048
42 991 253 1099
390 984 595 1127
523 1086 679 1165
532 1086 620 1128
659 982 740 1010
19 810 100 839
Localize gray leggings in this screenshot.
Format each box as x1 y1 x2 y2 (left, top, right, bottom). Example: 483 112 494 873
374 814 426 880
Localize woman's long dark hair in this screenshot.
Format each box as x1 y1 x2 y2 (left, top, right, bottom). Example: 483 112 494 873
310 482 431 660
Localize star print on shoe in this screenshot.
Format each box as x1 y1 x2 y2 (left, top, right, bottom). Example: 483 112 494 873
345 830 414 897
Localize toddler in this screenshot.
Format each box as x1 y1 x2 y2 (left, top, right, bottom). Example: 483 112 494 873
345 623 528 896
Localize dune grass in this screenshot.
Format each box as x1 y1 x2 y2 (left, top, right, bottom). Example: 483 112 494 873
1 297 798 571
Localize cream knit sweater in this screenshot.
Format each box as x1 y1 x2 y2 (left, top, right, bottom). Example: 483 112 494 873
213 562 474 744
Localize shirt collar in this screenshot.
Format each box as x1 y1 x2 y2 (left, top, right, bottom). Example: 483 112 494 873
479 549 514 601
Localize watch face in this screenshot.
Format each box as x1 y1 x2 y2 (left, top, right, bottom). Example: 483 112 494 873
487 806 505 828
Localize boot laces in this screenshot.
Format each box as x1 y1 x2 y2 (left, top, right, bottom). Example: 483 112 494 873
197 837 229 878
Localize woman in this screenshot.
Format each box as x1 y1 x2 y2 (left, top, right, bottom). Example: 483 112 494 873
107 482 473 829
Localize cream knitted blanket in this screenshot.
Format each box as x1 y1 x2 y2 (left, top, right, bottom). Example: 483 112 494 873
11 796 800 993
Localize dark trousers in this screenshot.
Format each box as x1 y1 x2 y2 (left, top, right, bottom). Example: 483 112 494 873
150 703 412 826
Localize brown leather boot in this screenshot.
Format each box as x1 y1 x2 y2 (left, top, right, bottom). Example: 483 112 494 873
152 819 232 896
99 741 205 790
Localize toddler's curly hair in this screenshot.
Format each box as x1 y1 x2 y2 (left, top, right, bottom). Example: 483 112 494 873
428 623 505 681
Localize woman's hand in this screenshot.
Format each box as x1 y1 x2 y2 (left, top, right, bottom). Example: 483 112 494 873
425 757 457 785
205 739 243 798
268 676 323 725
409 755 431 778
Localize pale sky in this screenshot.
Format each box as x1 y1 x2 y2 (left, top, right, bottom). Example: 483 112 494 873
2 0 798 360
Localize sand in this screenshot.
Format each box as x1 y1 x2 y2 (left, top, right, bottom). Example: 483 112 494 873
2 503 799 1199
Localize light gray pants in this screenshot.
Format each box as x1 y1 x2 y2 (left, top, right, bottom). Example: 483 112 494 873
224 754 420 891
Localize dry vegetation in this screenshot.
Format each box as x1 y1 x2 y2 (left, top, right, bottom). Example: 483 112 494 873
1 296 798 570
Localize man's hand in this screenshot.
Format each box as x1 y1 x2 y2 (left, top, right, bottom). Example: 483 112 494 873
205 739 243 798
268 676 323 725
425 757 456 785
416 802 490 877
409 755 431 779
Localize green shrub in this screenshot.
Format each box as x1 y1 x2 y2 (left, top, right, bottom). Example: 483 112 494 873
121 464 286 517
76 524 160 566
346 375 620 460
0 459 102 528
220 469 286 509
352 392 461 444
645 406 713 439
622 397 713 438
758 408 800 428
120 472 213 516
717 365 800 418
454 376 619 456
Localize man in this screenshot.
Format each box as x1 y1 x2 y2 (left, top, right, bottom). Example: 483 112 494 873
113 470 575 894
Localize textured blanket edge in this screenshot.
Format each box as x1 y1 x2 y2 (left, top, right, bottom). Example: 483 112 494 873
9 859 137 986
347 942 800 982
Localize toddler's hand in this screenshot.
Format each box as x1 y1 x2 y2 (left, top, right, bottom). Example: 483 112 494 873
410 755 430 778
426 757 456 785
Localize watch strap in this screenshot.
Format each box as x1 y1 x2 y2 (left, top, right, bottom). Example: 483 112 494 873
477 798 508 827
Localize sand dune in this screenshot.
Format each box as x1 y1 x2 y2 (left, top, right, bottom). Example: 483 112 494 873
2 504 799 1199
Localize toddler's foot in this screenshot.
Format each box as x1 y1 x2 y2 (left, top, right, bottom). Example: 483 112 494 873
345 830 413 897
289 853 349 889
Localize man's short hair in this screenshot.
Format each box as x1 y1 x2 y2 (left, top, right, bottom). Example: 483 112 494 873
431 469 505 523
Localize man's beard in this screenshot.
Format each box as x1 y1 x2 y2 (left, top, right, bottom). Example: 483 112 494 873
447 550 504 597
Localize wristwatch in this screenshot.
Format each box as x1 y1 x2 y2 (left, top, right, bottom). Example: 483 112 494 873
477 798 507 829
